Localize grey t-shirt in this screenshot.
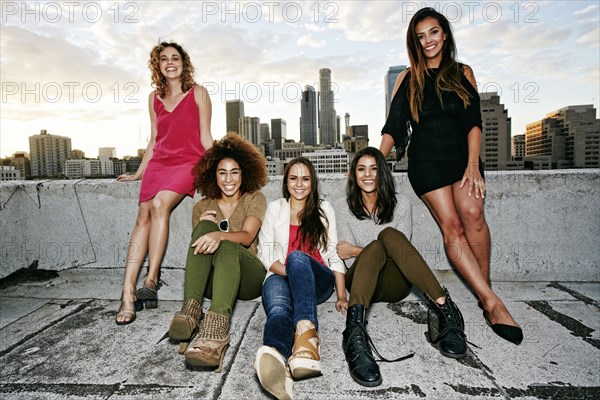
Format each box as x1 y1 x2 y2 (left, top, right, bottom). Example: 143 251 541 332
334 194 412 268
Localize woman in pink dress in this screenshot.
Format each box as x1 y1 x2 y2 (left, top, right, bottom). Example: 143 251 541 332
115 42 213 325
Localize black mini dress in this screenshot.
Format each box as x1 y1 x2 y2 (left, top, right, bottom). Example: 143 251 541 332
382 67 483 197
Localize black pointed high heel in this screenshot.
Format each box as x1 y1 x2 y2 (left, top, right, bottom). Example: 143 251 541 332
483 310 523 345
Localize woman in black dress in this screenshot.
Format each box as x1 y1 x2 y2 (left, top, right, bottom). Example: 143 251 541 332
380 7 522 345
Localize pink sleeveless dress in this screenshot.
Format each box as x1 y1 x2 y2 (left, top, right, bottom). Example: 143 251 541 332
139 87 206 202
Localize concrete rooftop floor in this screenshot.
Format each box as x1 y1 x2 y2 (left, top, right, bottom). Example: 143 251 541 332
0 266 599 400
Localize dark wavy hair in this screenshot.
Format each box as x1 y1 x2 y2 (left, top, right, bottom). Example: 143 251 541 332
193 132 268 199
283 157 328 251
406 7 472 123
347 147 397 224
148 42 196 99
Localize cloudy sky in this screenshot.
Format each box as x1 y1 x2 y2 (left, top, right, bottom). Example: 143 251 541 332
1 0 598 158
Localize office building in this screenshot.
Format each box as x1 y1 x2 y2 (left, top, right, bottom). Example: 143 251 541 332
275 141 305 160
303 148 349 174
513 134 525 159
385 65 407 116
5 152 31 178
300 85 317 146
525 105 599 168
65 159 104 179
344 113 350 137
98 147 116 159
343 125 369 154
98 147 115 176
29 129 72 177
71 149 85 159
226 100 245 135
265 158 284 176
479 92 511 170
112 160 127 176
347 125 368 138
318 68 337 147
0 166 21 181
260 123 270 143
343 136 369 154
271 119 287 150
240 116 261 146
336 115 341 144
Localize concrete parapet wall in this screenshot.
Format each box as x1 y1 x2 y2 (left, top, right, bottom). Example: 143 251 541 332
1 169 598 281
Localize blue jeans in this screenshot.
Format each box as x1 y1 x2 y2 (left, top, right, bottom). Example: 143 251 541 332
261 250 335 359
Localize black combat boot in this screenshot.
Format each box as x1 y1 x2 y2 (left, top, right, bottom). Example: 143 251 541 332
342 304 382 387
426 288 467 358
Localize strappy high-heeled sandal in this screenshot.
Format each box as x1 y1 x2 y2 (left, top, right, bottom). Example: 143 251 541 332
137 278 159 308
288 327 321 379
115 291 143 325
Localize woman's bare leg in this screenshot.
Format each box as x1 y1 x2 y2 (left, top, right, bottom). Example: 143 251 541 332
452 181 492 287
145 190 186 285
421 186 519 328
116 201 152 323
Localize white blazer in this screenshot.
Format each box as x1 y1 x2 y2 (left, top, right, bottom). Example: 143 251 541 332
257 198 345 280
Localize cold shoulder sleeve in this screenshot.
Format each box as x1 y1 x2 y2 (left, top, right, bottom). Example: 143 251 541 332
461 76 483 135
381 72 411 154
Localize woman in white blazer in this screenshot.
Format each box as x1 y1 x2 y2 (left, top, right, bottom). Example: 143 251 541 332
254 157 347 400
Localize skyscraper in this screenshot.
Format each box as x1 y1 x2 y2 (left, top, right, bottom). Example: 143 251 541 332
271 119 287 150
260 123 270 143
344 113 350 137
385 65 407 117
226 100 245 135
29 129 72 177
318 68 337 147
479 92 511 170
336 115 341 144
240 116 261 146
300 85 317 146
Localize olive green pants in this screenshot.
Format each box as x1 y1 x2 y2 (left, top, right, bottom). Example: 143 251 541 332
346 227 445 307
183 220 266 316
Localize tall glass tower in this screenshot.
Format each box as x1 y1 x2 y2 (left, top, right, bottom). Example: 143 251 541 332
318 68 337 147
300 85 317 146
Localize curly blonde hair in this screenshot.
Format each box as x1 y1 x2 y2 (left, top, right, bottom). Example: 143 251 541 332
148 42 196 98
193 133 268 199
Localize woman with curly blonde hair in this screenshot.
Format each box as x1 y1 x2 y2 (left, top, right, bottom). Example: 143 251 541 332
115 42 213 325
169 133 268 372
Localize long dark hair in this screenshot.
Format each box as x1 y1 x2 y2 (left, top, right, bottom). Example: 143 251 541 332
283 157 328 251
347 147 397 224
406 7 472 123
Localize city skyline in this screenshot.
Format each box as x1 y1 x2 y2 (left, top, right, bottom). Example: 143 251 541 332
1 1 598 158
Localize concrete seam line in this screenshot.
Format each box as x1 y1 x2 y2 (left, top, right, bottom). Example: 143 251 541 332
0 300 93 357
211 302 260 400
73 179 97 265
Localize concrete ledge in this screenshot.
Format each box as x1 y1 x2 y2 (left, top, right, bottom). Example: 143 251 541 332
1 169 598 281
